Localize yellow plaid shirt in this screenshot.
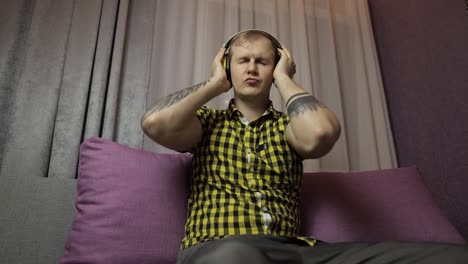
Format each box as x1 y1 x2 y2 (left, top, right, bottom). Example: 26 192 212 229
181 100 315 249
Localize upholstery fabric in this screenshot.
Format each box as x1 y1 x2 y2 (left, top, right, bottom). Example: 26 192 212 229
0 176 77 264
60 137 465 264
60 137 192 264
300 167 466 244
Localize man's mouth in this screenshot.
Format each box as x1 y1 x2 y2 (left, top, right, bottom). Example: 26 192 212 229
245 78 260 85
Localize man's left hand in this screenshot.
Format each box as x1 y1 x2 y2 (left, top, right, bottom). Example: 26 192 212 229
273 46 296 84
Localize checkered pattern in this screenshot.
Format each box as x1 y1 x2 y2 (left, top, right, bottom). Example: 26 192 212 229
181 100 314 249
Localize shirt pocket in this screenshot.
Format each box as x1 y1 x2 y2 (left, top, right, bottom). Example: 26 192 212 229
257 132 294 186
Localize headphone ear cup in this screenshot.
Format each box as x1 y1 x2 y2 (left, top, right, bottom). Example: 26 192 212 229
224 54 231 82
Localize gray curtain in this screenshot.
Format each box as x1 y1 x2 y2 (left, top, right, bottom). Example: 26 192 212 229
0 0 150 180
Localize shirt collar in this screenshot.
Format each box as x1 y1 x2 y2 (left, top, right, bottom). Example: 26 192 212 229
226 99 282 120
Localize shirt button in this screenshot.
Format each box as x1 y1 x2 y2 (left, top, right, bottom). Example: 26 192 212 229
263 212 272 228
250 168 255 172
255 191 262 199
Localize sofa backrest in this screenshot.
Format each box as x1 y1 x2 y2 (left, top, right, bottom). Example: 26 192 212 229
3 137 463 264
0 175 77 264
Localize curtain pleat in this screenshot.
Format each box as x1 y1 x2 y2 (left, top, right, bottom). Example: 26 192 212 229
104 0 153 149
48 0 103 179
0 0 35 171
1 0 75 179
101 0 128 141
83 0 121 141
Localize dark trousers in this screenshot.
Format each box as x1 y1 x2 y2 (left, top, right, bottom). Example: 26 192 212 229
176 235 468 264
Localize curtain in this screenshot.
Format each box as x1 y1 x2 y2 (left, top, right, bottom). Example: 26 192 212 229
0 0 139 180
0 0 396 181
142 0 397 172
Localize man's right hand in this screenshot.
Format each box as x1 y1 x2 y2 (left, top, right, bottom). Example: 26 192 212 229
209 47 232 94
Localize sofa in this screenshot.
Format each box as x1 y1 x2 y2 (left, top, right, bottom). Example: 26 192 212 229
0 137 465 263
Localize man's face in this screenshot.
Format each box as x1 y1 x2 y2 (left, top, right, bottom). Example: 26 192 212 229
229 36 276 100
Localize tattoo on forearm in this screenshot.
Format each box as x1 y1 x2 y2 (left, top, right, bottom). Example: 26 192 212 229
287 95 325 116
285 92 309 107
143 80 208 118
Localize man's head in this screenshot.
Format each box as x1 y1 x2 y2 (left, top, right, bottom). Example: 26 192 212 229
223 30 282 101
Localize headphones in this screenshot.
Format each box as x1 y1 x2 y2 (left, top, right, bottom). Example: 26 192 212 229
222 29 282 82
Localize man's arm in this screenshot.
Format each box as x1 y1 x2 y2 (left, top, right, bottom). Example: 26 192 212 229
274 47 341 159
141 48 231 152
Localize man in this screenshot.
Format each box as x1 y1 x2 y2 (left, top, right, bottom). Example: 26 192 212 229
142 30 467 264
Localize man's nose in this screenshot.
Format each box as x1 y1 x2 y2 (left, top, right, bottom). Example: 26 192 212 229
247 59 258 73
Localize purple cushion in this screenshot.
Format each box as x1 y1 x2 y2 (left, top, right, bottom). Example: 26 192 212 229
300 167 466 244
60 137 192 264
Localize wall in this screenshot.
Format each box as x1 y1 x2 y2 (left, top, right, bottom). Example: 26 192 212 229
368 0 468 239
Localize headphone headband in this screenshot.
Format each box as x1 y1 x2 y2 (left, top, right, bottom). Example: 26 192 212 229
223 29 281 50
